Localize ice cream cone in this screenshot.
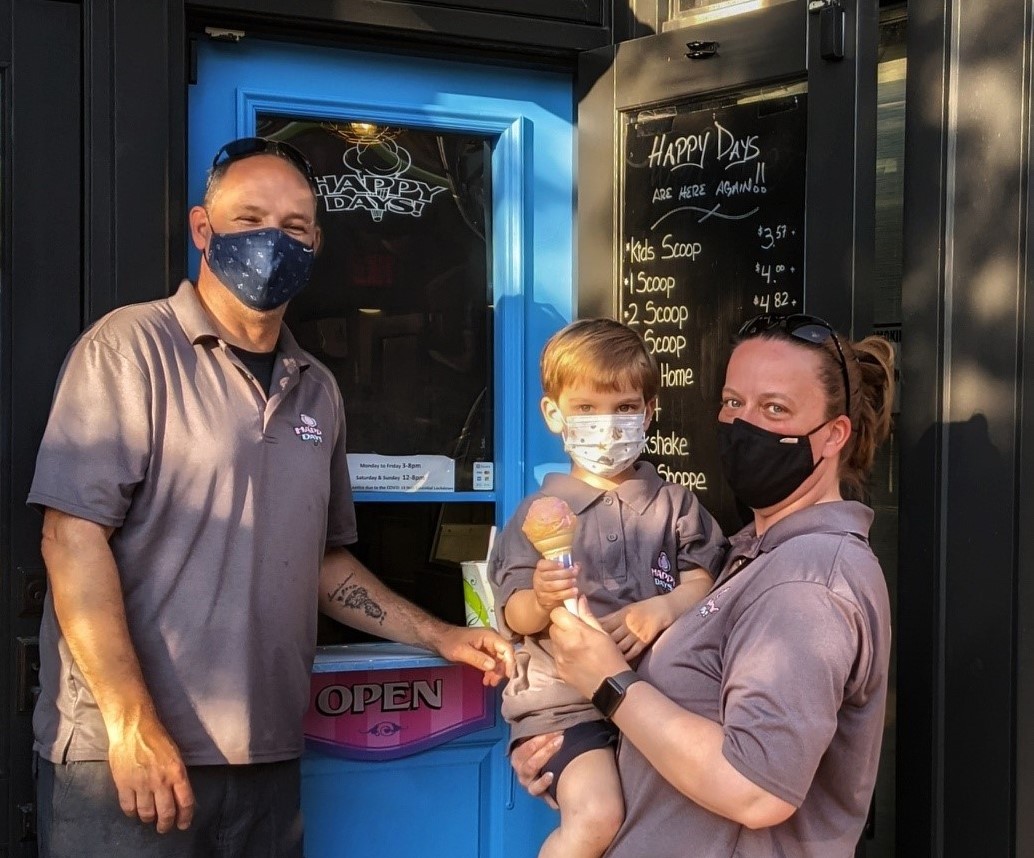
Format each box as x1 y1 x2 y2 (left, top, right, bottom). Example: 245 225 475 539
522 497 578 611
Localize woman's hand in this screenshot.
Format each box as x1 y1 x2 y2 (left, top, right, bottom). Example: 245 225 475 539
510 733 564 810
549 596 629 700
599 596 677 660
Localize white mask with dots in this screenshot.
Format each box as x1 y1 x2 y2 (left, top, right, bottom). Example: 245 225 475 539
561 413 647 478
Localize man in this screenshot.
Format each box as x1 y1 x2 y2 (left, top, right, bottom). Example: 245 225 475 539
28 137 514 857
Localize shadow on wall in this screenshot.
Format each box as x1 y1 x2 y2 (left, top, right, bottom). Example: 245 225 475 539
897 1 1028 855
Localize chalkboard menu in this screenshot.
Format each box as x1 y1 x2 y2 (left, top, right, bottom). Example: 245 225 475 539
620 91 807 533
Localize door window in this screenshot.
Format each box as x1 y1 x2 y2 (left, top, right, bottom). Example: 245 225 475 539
866 7 907 855
256 115 494 492
664 0 796 29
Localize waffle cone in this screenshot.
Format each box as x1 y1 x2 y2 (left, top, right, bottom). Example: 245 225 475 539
530 531 575 560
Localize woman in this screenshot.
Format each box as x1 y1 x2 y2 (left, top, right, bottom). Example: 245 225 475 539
513 313 895 857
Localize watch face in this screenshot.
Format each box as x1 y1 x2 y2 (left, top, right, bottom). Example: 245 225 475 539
593 677 622 718
593 671 640 718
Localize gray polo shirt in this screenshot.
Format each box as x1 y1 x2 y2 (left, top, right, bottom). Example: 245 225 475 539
28 281 357 765
606 501 890 858
489 463 727 744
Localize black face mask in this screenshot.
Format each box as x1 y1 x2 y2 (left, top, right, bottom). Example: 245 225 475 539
717 418 829 510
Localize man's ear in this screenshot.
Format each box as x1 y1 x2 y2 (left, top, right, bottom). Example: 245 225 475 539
541 396 565 434
312 224 323 254
188 206 211 253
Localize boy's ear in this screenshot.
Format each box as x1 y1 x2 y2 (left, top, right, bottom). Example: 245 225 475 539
541 396 565 434
644 397 657 431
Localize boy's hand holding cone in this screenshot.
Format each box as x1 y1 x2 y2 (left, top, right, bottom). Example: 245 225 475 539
522 497 579 612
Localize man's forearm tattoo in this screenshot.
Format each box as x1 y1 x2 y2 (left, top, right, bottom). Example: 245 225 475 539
327 574 386 625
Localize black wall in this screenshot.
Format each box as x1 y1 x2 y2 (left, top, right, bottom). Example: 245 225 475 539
3 2 83 853
898 0 1034 855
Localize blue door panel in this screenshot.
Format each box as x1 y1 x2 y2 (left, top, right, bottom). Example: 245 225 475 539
189 39 571 858
189 40 574 501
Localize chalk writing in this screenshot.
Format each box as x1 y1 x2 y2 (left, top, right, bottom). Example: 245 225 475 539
620 91 807 533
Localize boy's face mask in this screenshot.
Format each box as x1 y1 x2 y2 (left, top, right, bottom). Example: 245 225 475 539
561 413 648 478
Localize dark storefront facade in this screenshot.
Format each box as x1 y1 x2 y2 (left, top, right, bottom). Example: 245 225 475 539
2 0 1033 855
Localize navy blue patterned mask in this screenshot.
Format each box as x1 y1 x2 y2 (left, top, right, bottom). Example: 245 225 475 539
206 227 315 311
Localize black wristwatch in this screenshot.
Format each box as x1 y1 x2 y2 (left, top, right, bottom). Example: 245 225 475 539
591 670 643 719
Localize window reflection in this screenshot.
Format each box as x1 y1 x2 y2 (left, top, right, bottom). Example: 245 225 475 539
664 0 793 29
256 115 494 491
865 7 907 856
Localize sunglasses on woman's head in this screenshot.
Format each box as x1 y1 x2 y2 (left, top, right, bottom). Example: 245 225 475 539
737 313 851 418
211 137 317 188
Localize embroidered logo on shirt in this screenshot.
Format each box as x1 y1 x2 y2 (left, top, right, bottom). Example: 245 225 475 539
652 551 676 592
698 587 731 618
294 413 324 446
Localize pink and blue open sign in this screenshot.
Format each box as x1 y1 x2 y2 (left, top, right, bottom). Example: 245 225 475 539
304 665 495 761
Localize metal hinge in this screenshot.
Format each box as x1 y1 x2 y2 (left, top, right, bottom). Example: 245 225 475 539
18 802 36 843
685 40 720 60
16 637 40 713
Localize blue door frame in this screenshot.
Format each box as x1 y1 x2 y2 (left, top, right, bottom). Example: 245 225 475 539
189 38 574 858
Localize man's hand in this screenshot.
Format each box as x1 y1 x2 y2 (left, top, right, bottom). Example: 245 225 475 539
107 711 194 833
531 558 579 613
510 732 564 810
434 626 516 686
599 596 677 661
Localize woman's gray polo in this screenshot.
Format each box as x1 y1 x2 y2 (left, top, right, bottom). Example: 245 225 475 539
489 462 727 745
606 501 891 858
28 281 357 765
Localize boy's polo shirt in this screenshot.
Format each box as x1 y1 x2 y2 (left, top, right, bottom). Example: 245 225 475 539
28 281 357 765
607 501 891 858
490 463 727 744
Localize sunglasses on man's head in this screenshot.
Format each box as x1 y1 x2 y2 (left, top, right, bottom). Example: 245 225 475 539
211 137 317 188
737 313 851 418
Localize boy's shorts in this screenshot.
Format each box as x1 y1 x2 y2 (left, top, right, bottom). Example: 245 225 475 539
539 719 619 801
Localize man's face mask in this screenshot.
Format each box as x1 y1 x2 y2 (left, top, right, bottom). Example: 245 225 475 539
561 412 648 479
205 224 315 311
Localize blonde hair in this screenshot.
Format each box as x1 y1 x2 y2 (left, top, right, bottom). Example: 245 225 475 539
540 318 659 402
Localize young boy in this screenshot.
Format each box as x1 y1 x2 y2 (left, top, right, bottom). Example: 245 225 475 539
488 319 727 858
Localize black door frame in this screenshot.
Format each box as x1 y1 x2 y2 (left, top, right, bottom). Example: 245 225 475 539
5 0 1034 855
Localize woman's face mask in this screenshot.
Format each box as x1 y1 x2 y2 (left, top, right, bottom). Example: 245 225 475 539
716 418 828 509
561 412 648 479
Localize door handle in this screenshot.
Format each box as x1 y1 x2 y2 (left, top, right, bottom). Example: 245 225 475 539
808 0 845 62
